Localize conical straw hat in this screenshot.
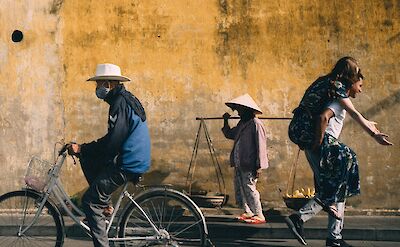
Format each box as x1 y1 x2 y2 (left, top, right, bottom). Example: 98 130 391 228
225 94 263 114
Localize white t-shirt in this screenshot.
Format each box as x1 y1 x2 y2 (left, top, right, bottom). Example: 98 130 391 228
325 100 346 139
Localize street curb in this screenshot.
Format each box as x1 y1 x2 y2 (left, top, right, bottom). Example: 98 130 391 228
206 222 400 242
63 215 400 242
200 207 400 217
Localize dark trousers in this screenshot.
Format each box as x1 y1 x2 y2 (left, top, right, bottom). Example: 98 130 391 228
80 160 139 247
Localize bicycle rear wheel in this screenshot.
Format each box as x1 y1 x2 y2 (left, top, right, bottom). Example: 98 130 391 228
0 190 64 247
118 188 207 246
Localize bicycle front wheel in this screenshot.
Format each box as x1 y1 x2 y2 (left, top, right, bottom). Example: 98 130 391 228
118 188 207 246
0 190 64 247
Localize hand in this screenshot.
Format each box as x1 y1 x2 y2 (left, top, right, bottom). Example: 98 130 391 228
222 112 231 120
67 143 81 155
368 121 379 133
373 133 393 146
255 168 262 178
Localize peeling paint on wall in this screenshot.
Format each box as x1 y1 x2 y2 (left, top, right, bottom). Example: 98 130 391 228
216 0 258 79
0 0 399 209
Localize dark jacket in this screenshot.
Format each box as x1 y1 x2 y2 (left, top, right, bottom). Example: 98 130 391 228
80 85 151 175
222 118 259 172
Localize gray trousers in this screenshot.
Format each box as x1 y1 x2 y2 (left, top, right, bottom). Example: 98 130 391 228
234 168 264 218
298 150 345 240
81 162 140 247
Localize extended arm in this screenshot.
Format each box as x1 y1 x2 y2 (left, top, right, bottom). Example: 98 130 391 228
339 98 393 145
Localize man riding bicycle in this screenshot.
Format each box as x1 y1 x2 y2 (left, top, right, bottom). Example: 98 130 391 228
67 63 151 247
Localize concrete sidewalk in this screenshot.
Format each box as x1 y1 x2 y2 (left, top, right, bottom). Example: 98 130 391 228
202 207 400 242
64 207 400 242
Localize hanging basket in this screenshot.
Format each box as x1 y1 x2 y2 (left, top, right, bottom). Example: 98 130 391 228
185 118 227 208
189 191 228 208
283 197 311 211
283 149 315 210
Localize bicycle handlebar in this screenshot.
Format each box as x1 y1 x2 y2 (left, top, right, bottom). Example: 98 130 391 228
58 142 78 165
58 144 69 156
58 141 78 156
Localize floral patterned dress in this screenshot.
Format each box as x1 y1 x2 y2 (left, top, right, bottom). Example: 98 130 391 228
318 134 360 205
288 76 348 149
288 76 361 205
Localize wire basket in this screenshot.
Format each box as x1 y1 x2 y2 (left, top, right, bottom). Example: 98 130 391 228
24 156 54 192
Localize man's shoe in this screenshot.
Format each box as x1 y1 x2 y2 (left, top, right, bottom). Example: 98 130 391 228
326 238 353 247
285 214 307 245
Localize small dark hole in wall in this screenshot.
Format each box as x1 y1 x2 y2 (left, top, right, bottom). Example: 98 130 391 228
12 30 23 42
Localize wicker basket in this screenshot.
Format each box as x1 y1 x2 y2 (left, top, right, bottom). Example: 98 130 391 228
283 197 312 211
24 156 53 192
189 192 228 208
283 149 315 211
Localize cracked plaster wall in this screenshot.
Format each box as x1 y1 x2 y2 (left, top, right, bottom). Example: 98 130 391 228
0 0 399 208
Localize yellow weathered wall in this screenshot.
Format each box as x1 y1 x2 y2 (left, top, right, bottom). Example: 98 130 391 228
0 0 399 209
0 0 64 192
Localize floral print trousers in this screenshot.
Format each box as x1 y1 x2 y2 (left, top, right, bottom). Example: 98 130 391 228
314 134 361 205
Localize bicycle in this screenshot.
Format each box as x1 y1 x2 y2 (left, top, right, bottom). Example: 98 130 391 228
0 143 212 246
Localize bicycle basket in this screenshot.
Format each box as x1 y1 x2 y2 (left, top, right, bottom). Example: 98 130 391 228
24 156 54 192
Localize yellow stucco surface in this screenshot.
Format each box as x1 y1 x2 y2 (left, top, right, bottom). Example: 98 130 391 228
0 0 399 209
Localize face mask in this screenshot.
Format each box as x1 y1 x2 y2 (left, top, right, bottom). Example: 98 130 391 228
95 86 110 99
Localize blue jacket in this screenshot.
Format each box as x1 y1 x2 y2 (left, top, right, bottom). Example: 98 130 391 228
81 85 151 174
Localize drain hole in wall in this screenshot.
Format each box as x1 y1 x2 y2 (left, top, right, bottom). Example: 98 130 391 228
12 30 24 42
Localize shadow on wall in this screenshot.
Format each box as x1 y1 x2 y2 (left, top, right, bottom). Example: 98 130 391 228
141 169 170 186
363 89 400 118
143 169 199 194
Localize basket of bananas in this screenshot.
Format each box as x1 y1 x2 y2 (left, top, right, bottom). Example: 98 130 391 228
283 149 316 211
283 187 315 211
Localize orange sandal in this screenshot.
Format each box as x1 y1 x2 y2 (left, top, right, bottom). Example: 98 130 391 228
235 213 253 221
244 216 266 224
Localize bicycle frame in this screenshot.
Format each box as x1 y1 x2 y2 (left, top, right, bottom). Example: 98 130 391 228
20 151 177 243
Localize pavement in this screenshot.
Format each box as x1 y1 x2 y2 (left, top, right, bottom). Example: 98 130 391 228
2 205 396 246
62 237 400 247
202 207 400 242
62 206 400 245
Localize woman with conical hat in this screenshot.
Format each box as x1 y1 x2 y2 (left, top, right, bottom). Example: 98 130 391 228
222 94 269 224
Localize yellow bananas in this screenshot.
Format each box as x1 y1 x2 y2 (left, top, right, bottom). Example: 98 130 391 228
285 187 315 198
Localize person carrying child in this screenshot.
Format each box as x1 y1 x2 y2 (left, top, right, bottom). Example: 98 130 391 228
286 57 393 247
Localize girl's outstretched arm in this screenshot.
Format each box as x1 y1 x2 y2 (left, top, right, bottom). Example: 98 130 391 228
339 98 393 145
